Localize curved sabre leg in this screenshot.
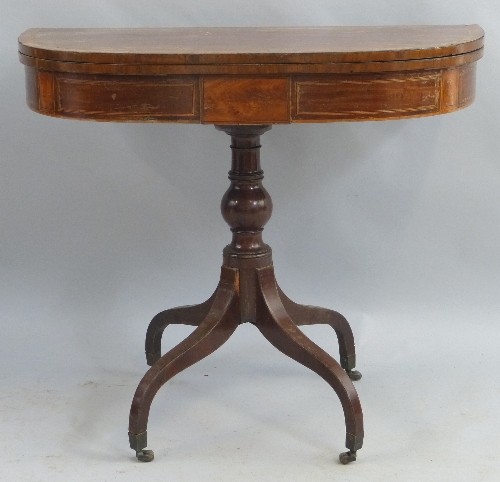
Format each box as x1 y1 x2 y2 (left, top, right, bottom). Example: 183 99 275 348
256 267 363 463
277 287 361 381
129 267 240 462
145 292 216 366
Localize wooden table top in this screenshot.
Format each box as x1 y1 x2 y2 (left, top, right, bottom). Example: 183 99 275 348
19 26 484 66
19 26 484 124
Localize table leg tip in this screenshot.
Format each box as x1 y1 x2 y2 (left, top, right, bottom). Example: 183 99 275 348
146 351 160 366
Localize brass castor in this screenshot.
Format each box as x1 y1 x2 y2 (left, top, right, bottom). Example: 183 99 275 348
136 449 154 462
339 450 357 464
347 370 362 381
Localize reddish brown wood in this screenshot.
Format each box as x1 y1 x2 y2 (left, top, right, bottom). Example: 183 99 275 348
19 26 484 465
129 266 240 458
277 286 359 377
21 63 480 123
129 126 363 464
256 265 363 453
20 49 483 77
19 26 483 123
145 292 217 366
293 71 442 121
18 26 484 66
204 77 289 124
218 124 273 262
55 75 199 121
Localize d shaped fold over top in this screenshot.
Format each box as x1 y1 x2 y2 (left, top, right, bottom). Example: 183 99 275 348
18 26 484 124
19 25 484 67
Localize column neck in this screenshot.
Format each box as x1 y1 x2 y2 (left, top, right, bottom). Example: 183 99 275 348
216 125 273 267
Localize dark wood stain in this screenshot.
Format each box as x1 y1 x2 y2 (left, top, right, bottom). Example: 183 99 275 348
18 25 484 65
54 75 198 121
131 125 364 463
19 26 482 124
203 77 289 124
19 26 483 464
293 72 441 120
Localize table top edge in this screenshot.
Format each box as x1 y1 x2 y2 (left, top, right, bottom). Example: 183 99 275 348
18 25 485 66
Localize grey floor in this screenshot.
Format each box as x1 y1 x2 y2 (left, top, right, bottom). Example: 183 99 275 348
2 309 498 482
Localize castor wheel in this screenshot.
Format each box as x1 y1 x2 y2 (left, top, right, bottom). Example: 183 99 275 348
339 450 357 464
136 449 154 462
347 370 362 381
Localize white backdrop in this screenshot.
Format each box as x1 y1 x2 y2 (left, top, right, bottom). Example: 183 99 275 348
1 2 499 481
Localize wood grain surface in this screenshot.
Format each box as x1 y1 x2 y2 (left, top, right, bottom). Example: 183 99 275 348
17 27 484 463
19 26 484 64
19 26 483 124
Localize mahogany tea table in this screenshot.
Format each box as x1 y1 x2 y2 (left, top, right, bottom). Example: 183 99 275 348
19 25 484 464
